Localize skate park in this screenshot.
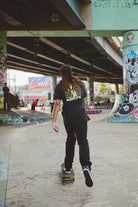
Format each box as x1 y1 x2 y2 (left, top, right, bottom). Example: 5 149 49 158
0 0 138 206
0 110 138 207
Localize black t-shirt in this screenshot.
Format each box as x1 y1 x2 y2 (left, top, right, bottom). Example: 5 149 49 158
54 81 90 122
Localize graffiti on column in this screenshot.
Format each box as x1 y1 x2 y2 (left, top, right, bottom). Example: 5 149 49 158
93 0 138 8
0 43 7 108
134 0 138 5
0 54 7 84
111 32 138 122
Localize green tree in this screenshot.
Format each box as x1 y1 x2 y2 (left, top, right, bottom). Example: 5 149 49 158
48 92 51 100
99 83 111 95
25 84 28 90
119 84 124 94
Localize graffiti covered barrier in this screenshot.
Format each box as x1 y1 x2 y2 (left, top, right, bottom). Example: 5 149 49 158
109 93 138 122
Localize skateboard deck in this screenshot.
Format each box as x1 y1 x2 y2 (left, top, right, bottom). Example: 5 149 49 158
60 163 75 183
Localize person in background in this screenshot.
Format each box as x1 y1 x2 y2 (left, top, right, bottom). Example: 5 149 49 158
31 99 39 110
3 83 10 111
50 101 54 113
52 64 93 187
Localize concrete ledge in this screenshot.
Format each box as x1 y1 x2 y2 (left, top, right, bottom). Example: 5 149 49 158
0 110 52 126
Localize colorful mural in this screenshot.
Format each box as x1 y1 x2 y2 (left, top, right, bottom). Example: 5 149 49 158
0 57 7 109
0 32 7 109
109 31 138 122
28 77 51 89
28 76 61 89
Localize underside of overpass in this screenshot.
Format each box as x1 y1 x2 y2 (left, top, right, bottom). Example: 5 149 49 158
0 0 123 84
7 36 123 84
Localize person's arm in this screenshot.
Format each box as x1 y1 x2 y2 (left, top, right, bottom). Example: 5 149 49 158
52 99 61 132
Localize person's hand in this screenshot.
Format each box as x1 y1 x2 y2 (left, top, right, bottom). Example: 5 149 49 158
52 121 59 133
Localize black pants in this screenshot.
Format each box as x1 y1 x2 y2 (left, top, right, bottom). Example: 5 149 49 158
4 97 10 111
51 104 54 113
64 121 92 170
31 104 35 110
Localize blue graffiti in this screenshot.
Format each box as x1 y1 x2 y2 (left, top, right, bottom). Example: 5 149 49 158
0 204 4 207
42 152 64 160
125 49 137 60
0 149 10 181
108 113 138 123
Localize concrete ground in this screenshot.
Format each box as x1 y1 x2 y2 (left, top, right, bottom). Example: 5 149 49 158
0 111 138 207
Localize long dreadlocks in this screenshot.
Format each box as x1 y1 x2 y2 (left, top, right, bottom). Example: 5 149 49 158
57 64 84 91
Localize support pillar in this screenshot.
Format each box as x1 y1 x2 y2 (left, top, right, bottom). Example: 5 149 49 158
51 76 57 100
115 83 119 94
0 31 7 109
122 31 138 120
87 77 94 106
109 31 138 122
123 31 138 94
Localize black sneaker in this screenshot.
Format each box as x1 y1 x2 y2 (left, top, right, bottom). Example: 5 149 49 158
83 166 93 187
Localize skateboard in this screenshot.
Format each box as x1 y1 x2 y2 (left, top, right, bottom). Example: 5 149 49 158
60 163 75 184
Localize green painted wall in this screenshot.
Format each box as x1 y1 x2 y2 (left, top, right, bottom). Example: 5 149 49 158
92 0 138 36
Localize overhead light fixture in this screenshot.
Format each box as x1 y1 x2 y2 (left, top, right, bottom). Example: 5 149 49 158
50 13 60 23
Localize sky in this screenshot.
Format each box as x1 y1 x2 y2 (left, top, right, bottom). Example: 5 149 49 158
7 69 44 86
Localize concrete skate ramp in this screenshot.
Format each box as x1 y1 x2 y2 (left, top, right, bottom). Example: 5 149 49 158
16 109 52 122
111 94 121 114
16 109 51 118
0 110 52 126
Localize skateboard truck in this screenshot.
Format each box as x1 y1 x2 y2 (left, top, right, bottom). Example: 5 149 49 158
60 163 75 184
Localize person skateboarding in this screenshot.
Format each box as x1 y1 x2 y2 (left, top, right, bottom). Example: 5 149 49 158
52 64 93 187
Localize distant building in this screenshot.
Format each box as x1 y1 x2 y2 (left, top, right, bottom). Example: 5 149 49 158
23 76 61 105
23 88 51 105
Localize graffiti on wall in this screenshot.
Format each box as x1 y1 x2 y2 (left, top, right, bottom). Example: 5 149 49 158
0 45 7 108
0 49 7 82
110 33 138 122
93 0 138 8
0 148 10 181
0 112 30 126
116 46 138 121
124 49 138 90
114 93 138 121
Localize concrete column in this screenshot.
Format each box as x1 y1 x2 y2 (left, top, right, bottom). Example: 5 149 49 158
0 31 7 109
87 77 94 106
109 31 138 122
123 31 138 94
121 31 138 120
115 83 119 94
51 76 57 100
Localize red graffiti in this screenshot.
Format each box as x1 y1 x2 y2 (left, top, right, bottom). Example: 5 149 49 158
132 106 138 119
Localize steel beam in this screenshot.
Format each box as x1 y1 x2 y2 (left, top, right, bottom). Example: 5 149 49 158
50 0 85 28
